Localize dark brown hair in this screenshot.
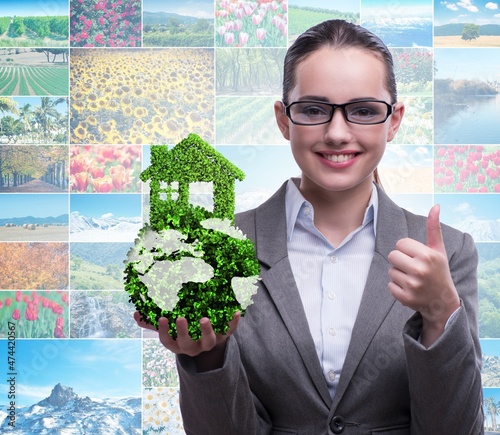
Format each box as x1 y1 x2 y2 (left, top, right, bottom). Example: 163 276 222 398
283 19 396 185
282 19 397 105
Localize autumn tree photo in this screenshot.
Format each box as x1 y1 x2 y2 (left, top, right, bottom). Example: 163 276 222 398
0 242 69 289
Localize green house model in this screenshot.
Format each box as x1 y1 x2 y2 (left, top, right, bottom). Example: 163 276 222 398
140 133 245 231
126 133 259 339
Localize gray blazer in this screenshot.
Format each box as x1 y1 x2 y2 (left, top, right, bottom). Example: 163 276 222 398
177 182 484 435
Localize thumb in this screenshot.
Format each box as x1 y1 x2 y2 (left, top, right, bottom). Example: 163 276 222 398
426 204 446 255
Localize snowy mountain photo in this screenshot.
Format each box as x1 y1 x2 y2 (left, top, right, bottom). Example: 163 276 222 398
0 383 141 434
70 193 142 242
70 211 142 242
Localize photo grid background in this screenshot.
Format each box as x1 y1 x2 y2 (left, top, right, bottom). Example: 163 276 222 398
1 0 500 432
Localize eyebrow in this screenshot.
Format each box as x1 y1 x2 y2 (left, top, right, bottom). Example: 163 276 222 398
296 95 380 103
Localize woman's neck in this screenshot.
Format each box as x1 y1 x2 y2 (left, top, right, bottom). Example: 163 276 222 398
298 178 375 246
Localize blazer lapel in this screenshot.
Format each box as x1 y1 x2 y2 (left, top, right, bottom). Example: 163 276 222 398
330 187 410 410
250 183 412 410
254 183 332 407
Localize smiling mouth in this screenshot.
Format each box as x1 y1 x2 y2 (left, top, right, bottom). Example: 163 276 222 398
321 153 356 163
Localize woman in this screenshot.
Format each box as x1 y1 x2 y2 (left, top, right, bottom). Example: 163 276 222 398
135 20 483 434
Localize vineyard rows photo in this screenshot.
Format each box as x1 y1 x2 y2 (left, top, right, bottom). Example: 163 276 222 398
0 65 68 96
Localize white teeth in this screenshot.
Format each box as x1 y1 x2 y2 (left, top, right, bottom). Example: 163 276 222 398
323 154 355 163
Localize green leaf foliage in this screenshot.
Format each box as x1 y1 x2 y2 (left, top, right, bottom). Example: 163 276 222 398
125 133 259 339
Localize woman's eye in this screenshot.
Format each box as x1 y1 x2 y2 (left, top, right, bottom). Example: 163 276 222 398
351 107 376 117
302 106 327 117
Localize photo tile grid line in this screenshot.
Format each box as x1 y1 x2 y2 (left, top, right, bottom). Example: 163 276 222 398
0 0 499 433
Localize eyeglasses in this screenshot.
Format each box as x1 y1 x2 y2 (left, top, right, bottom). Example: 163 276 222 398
284 100 394 126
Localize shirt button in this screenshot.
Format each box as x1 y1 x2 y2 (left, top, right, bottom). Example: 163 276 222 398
328 328 336 336
330 255 338 263
328 292 336 300
328 370 336 381
303 206 311 216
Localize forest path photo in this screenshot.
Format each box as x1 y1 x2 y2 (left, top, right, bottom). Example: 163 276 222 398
0 179 64 192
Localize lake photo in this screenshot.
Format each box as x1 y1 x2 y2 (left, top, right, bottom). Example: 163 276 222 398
434 94 500 144
434 48 500 144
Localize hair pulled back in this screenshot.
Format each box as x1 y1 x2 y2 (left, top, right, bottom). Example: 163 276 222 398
282 19 397 106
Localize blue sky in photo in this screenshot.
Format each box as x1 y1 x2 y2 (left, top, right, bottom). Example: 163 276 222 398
1 340 141 407
70 194 141 218
434 0 500 26
0 0 68 17
381 145 432 169
143 0 214 19
217 145 300 194
435 48 500 81
434 193 500 225
289 0 360 12
484 387 500 402
387 193 433 216
481 338 500 356
7 97 68 118
0 194 68 218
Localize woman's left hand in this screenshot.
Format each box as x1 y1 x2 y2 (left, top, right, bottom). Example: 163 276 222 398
387 204 461 347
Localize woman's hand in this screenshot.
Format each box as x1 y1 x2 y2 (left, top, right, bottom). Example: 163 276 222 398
388 205 461 348
134 311 240 371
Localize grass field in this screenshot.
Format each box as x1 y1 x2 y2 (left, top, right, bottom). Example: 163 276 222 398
434 35 500 47
70 258 124 290
0 226 68 241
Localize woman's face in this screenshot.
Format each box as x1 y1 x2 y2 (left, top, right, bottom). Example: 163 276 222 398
275 46 404 198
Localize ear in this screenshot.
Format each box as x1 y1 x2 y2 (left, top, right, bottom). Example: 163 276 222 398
274 101 290 141
386 101 405 142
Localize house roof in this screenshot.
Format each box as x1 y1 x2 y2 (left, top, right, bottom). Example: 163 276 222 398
140 133 244 184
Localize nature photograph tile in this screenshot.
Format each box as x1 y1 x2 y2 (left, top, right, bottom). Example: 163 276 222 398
0 193 69 242
434 0 500 47
0 0 499 433
69 48 214 145
0 290 68 338
70 193 142 242
69 241 131 290
287 0 360 44
0 0 69 48
143 0 214 47
0 242 69 290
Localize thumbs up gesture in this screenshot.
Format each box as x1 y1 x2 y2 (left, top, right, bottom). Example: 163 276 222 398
388 205 461 347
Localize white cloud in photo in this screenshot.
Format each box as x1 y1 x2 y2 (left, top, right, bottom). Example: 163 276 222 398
441 1 459 11
485 2 498 10
453 201 475 218
457 0 479 12
17 384 53 403
391 145 410 159
101 213 113 219
415 146 430 156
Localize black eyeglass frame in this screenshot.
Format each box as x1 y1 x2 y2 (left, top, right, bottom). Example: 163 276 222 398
283 99 394 126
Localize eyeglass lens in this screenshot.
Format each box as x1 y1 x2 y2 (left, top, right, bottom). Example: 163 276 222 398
289 101 390 125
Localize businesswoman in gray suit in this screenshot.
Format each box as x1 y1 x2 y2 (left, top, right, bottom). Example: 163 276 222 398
135 19 484 434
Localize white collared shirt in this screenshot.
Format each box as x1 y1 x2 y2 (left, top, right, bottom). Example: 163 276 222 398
285 178 378 399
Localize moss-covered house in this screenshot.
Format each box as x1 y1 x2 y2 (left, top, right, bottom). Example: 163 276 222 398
140 133 244 231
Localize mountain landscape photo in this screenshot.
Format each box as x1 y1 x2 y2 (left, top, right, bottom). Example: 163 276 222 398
453 217 500 242
70 211 142 242
0 383 141 434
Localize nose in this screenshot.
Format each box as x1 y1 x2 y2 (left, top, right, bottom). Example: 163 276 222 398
324 106 352 144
